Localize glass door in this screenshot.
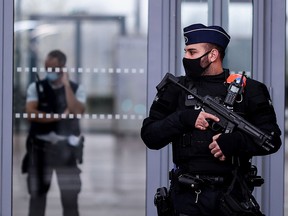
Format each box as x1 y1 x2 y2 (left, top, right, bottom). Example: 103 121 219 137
13 0 147 215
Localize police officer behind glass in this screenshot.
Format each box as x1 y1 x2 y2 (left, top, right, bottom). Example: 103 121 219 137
22 50 86 216
141 24 281 215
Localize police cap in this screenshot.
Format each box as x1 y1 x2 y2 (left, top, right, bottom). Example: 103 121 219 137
183 23 230 50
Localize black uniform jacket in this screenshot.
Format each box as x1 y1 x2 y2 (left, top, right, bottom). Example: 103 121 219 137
29 79 81 136
141 71 281 174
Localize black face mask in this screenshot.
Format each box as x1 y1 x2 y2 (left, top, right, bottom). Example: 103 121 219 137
182 50 212 78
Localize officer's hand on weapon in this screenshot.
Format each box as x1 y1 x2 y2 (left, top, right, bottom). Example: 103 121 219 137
195 111 219 130
209 134 226 161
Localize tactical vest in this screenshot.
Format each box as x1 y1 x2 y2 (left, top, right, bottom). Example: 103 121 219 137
29 79 81 136
172 70 248 174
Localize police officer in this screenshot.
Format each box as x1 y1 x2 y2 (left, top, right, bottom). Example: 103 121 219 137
141 24 281 215
22 50 86 216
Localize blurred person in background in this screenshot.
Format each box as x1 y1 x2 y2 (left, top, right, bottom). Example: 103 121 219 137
22 50 86 216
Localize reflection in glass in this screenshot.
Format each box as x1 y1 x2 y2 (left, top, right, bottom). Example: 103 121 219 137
13 0 147 215
226 2 252 74
23 50 84 216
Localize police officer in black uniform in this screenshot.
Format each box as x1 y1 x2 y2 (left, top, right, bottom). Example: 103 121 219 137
141 24 282 216
22 50 86 216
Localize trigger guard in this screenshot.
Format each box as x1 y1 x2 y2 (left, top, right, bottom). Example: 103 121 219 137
208 121 222 131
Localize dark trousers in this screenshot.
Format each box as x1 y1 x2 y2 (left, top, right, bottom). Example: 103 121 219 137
171 185 224 216
28 166 81 216
26 139 81 216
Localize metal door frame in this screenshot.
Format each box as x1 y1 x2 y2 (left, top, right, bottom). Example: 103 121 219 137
252 1 285 215
0 0 14 215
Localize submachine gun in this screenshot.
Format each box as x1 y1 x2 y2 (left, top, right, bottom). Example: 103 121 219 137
157 73 275 152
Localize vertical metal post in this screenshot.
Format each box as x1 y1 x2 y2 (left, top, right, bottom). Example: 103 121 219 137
75 19 82 83
146 0 178 215
207 0 229 68
208 0 229 27
135 0 141 34
0 0 14 215
146 0 164 214
252 0 285 215
0 1 3 213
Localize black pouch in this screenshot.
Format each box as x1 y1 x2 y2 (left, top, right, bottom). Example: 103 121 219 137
154 187 173 216
21 135 36 173
218 168 265 216
74 135 84 164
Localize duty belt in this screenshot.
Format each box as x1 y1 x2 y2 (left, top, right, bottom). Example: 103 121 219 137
177 173 225 190
170 169 229 190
